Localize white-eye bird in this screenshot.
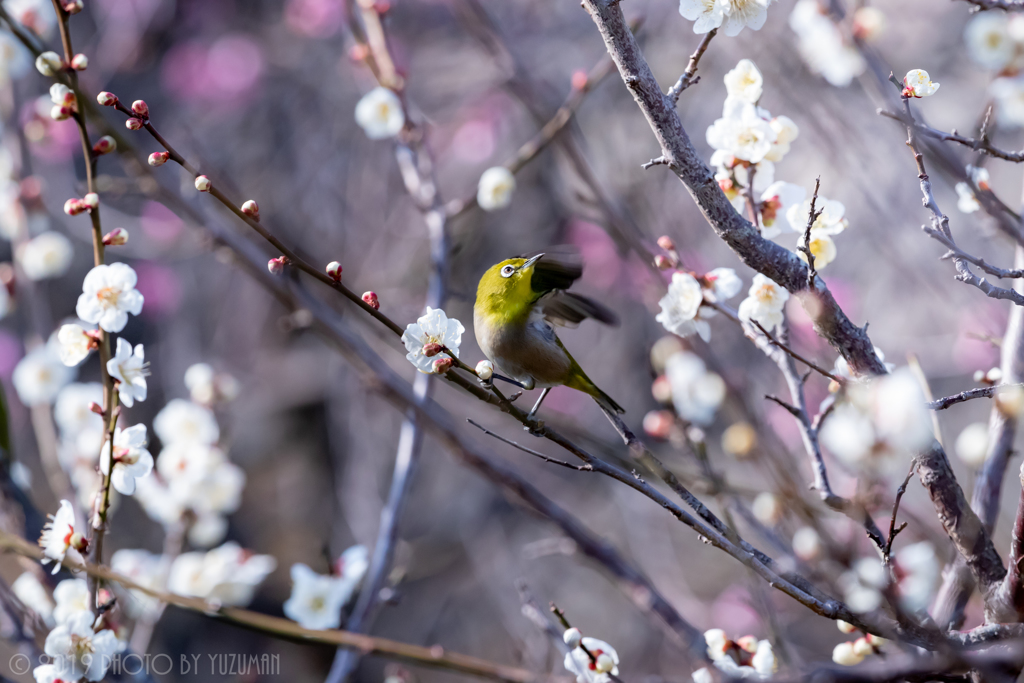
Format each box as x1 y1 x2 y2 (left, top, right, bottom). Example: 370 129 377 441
473 251 624 419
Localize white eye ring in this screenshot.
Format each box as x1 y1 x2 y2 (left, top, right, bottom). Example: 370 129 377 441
500 265 515 278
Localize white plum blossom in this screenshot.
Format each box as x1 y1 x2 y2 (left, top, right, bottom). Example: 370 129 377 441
54 382 103 437
57 323 95 367
44 610 120 682
702 628 775 678
13 343 74 406
965 13 1015 71
154 398 220 445
38 500 82 573
666 351 726 425
990 76 1024 127
759 181 806 238
564 637 619 683
76 263 144 333
752 492 782 525
679 0 773 37
956 182 981 214
955 422 990 467
106 337 148 407
764 115 799 162
903 69 940 98
18 231 73 280
110 549 165 618
798 230 837 269
656 272 704 339
737 274 789 331
792 526 822 561
401 307 465 373
168 542 276 607
789 0 865 87
786 196 848 236
284 563 359 630
703 268 743 303
724 59 763 104
184 362 215 403
52 578 89 625
820 368 935 472
707 99 777 163
100 424 153 495
12 572 54 624
839 557 887 613
476 166 516 211
336 544 369 583
354 87 404 140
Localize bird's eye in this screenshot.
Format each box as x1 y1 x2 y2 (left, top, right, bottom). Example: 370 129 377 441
500 265 515 278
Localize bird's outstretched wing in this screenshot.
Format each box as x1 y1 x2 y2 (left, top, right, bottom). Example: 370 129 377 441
525 250 619 328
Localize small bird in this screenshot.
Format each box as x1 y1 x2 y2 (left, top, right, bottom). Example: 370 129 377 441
474 251 624 419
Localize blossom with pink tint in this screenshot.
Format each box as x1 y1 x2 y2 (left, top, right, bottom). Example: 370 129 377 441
284 0 344 38
162 36 264 110
140 200 184 243
133 261 182 319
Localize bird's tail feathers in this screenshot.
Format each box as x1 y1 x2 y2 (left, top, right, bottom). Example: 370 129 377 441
591 385 625 415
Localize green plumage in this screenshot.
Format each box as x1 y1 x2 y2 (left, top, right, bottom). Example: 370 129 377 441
473 252 624 415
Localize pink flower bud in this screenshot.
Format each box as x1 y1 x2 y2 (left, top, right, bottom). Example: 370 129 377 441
50 105 71 121
84 193 99 209
432 357 453 374
131 99 149 118
63 198 86 215
643 410 674 440
102 228 128 246
148 151 169 166
194 175 212 192
92 136 116 155
241 199 259 220
97 91 118 107
657 235 676 251
362 291 379 310
63 0 83 13
654 255 672 270
125 118 143 131
69 532 88 552
570 70 588 91
267 256 287 275
70 53 88 70
89 401 104 414
423 342 443 357
325 261 342 282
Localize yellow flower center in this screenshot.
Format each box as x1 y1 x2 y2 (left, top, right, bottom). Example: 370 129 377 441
96 286 120 307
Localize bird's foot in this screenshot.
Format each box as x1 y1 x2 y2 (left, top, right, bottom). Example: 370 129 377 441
523 415 545 436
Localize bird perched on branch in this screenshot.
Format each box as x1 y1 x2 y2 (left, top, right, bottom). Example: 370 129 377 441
474 250 624 419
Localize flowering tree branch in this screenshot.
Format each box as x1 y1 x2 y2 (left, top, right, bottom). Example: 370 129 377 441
0 531 542 683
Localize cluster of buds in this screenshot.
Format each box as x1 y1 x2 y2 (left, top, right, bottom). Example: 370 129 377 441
241 200 259 221
362 291 379 310
325 261 342 282
563 628 614 675
71 53 88 71
148 152 169 167
92 136 116 155
123 99 150 131
63 0 84 14
102 228 128 246
194 175 212 193
49 83 78 122
267 256 290 275
63 193 98 216
975 367 1003 385
832 627 885 666
654 235 680 271
432 356 453 374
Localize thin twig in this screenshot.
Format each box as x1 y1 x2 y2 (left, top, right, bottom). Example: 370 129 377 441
928 383 1024 410
665 28 717 103
799 177 823 289
467 420 592 471
884 465 916 563
752 320 841 383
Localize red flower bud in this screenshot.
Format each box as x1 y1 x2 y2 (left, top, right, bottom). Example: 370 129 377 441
325 261 342 282
654 255 672 270
194 175 212 192
125 118 143 131
148 151 169 167
63 198 87 216
92 136 116 155
70 53 88 71
63 0 83 14
657 235 676 251
89 401 104 415
102 228 128 246
50 105 71 121
83 193 99 209
240 200 259 220
267 256 288 275
97 91 118 107
362 291 379 310
432 356 453 374
643 410 675 440
131 99 149 118
423 342 443 357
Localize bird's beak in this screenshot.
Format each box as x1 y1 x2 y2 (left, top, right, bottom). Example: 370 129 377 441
522 253 544 269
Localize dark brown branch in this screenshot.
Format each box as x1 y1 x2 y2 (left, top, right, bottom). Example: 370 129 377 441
798 177 824 288
467 419 591 471
883 465 916 562
665 28 717 103
928 384 1024 410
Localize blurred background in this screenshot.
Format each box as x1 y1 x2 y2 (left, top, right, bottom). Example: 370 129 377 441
0 0 1019 680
